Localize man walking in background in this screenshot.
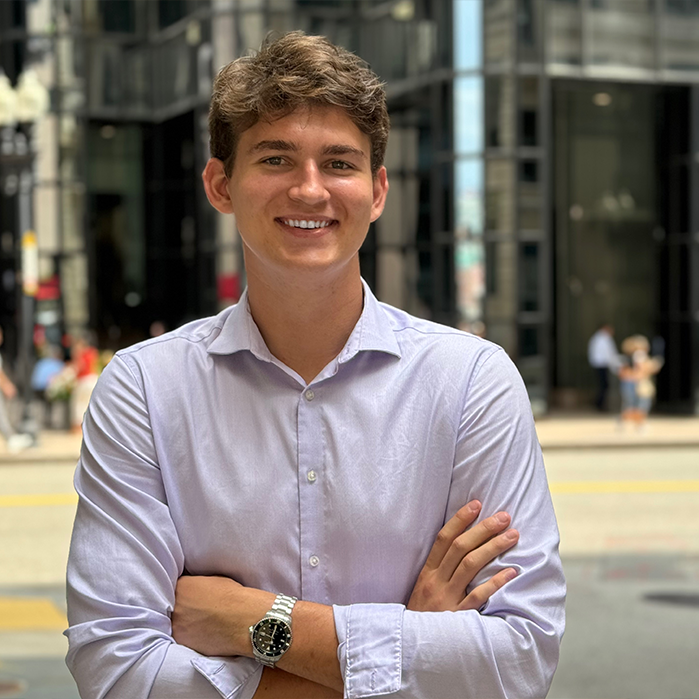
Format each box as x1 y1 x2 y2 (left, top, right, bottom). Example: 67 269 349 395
588 322 621 411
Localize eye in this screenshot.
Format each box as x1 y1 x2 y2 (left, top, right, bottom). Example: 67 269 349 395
262 156 284 166
330 160 352 170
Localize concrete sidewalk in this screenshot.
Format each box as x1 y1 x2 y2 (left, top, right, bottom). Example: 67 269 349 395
1 412 698 463
0 431 82 463
535 413 699 450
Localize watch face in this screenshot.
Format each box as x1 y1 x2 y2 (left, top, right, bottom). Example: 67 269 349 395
253 618 292 658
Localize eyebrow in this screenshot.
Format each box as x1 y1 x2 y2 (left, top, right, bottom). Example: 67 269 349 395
321 144 367 159
248 139 298 154
248 140 367 160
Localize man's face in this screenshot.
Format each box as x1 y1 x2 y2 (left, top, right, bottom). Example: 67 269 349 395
223 105 388 280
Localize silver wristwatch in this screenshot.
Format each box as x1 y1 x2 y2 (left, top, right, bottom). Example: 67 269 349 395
249 593 298 667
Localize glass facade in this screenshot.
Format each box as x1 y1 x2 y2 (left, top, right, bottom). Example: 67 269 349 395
0 0 458 356
491 0 699 414
1 0 696 413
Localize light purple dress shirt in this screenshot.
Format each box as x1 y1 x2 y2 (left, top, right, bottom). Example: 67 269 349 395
65 281 565 699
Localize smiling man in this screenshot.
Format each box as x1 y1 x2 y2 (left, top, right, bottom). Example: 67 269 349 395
65 33 565 699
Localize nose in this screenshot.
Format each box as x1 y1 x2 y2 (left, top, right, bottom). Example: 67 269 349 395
288 161 330 206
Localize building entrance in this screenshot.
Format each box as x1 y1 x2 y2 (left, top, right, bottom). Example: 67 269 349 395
552 81 695 412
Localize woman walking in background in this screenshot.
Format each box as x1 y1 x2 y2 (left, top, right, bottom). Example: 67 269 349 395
619 334 664 431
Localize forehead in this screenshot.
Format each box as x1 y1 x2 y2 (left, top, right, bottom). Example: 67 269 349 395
239 105 370 151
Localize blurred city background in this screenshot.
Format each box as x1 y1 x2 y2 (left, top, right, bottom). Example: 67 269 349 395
0 0 698 697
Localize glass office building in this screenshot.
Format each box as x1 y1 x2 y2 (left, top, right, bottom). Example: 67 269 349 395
1 0 697 414
480 0 699 414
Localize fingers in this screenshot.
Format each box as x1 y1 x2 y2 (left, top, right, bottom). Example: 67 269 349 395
422 500 482 571
448 527 519 593
440 511 516 580
458 567 518 611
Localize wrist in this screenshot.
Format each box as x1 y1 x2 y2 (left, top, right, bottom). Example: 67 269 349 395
250 593 298 667
229 586 276 657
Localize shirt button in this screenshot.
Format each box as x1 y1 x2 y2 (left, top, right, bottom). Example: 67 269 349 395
309 555 320 567
305 390 315 401
307 470 317 483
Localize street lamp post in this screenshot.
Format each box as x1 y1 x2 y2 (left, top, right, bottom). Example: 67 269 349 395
0 69 49 445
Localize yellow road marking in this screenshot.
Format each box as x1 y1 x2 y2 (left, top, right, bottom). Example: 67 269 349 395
0 493 77 507
0 597 67 630
550 480 699 495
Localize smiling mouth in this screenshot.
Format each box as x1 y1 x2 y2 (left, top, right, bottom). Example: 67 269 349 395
278 218 336 231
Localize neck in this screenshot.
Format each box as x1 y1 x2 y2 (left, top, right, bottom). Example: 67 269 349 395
245 259 364 384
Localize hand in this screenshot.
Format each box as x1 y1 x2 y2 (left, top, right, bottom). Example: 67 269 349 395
407 500 519 612
172 575 274 657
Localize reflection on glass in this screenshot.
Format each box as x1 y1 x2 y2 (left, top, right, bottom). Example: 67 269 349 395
519 243 539 311
359 16 438 82
588 0 654 69
454 76 483 154
484 240 517 355
519 160 542 230
62 253 90 328
518 0 542 62
485 159 514 233
662 0 699 71
62 185 85 252
154 35 196 108
454 0 482 70
485 240 516 317
485 76 514 148
456 159 484 238
519 193 542 230
88 42 123 109
547 0 582 65
484 0 514 65
553 80 660 390
519 326 540 356
519 77 538 146
456 240 484 323
455 158 485 323
520 160 539 182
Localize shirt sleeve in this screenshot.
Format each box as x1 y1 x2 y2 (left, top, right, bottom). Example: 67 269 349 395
64 355 263 699
332 347 566 699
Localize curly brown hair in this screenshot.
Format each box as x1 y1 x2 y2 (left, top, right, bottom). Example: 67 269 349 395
208 31 389 176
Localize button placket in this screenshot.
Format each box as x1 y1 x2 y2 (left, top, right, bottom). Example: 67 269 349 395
297 386 324 599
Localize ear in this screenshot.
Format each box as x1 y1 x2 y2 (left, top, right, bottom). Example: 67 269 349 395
370 166 389 223
202 158 234 214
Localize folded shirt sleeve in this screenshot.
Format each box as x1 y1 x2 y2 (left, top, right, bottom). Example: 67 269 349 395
64 355 263 699
333 348 566 699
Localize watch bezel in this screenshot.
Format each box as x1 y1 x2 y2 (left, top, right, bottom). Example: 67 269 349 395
251 615 293 661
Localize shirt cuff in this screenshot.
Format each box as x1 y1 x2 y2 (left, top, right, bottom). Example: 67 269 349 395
190 654 262 699
333 603 403 699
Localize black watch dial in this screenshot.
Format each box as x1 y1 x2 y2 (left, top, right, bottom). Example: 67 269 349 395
253 618 292 658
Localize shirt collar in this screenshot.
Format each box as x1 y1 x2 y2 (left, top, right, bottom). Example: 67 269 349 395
207 279 401 362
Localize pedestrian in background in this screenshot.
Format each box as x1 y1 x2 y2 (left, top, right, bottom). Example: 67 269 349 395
0 326 32 453
588 323 621 411
31 344 65 429
619 334 663 431
69 334 99 434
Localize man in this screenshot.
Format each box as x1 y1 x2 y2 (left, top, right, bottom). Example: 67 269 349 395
66 33 565 699
588 323 620 411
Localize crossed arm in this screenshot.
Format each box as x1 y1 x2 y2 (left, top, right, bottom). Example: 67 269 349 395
171 501 520 698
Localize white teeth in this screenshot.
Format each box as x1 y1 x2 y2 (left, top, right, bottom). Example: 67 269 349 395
283 219 330 229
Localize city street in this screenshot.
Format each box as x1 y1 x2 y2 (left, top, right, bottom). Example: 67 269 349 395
0 423 698 698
